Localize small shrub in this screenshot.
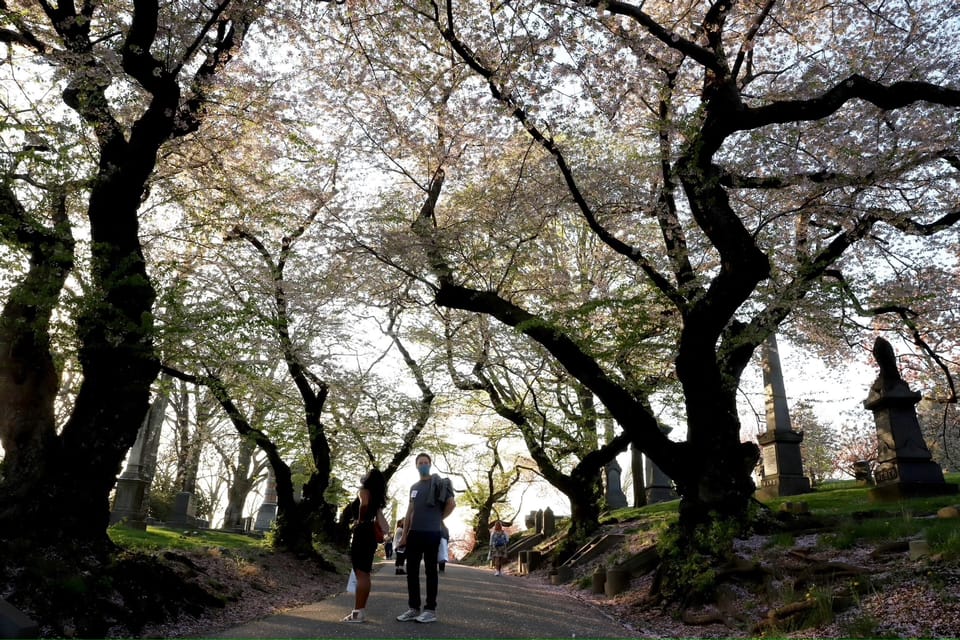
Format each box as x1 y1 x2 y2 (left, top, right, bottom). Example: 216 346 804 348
925 522 960 560
799 586 835 630
766 532 795 549
233 556 260 577
842 613 897 638
655 514 742 603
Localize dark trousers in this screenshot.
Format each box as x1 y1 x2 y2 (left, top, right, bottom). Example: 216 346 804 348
405 530 441 611
395 549 405 568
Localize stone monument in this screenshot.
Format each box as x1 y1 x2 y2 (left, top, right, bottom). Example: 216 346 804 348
254 467 279 532
865 337 957 501
756 334 811 499
169 491 198 527
604 458 629 509
644 454 676 503
601 418 628 508
110 392 167 528
630 443 646 507
542 506 555 536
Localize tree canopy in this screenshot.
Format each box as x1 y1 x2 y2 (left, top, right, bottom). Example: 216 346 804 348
2 0 960 622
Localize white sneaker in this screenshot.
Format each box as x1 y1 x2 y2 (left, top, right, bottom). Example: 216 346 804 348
494 570 501 576
342 609 365 623
415 609 438 623
396 608 420 621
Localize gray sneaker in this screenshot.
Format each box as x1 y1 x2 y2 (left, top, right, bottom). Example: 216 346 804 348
415 610 437 623
396 608 420 622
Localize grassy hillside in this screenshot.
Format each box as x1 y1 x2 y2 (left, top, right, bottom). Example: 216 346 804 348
108 525 271 553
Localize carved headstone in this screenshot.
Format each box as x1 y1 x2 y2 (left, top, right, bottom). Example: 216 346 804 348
254 467 279 532
169 491 198 528
604 458 629 509
600 418 629 508
756 334 812 499
644 454 676 504
535 509 544 534
542 506 555 536
865 337 957 501
110 390 167 528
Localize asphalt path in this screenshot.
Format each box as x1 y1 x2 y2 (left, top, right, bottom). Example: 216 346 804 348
213 562 635 638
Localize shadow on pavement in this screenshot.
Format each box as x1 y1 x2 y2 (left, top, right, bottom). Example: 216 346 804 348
212 561 635 638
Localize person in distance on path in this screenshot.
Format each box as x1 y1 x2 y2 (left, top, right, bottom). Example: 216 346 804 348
489 520 510 576
393 519 406 574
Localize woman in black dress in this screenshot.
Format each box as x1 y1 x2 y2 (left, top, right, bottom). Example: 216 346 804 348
343 468 388 623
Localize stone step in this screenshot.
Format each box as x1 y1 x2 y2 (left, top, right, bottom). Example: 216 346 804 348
562 533 625 568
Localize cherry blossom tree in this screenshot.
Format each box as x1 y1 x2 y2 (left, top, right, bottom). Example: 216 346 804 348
319 0 960 594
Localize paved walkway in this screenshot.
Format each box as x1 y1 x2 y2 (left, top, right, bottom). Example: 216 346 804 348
213 562 635 638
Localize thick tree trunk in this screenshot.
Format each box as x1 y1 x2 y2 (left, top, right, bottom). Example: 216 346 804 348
0 191 72 481
568 469 603 539
475 502 493 548
271 466 315 554
0 144 158 550
1 252 158 550
670 324 759 525
173 381 196 492
631 444 647 508
48 178 160 547
223 438 258 531
0 190 75 541
0 143 173 557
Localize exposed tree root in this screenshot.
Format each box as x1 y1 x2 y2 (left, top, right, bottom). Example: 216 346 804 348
794 561 870 591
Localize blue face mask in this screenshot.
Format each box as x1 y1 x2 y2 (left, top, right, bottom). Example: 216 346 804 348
417 463 431 477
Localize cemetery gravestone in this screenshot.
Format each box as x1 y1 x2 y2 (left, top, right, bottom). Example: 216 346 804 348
601 418 628 509
169 491 199 527
253 468 279 532
756 334 812 499
865 337 957 501
604 459 629 509
542 507 555 536
110 394 166 528
644 454 676 504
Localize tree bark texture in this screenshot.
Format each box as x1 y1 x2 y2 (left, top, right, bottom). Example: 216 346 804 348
0 1 255 552
0 188 75 529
